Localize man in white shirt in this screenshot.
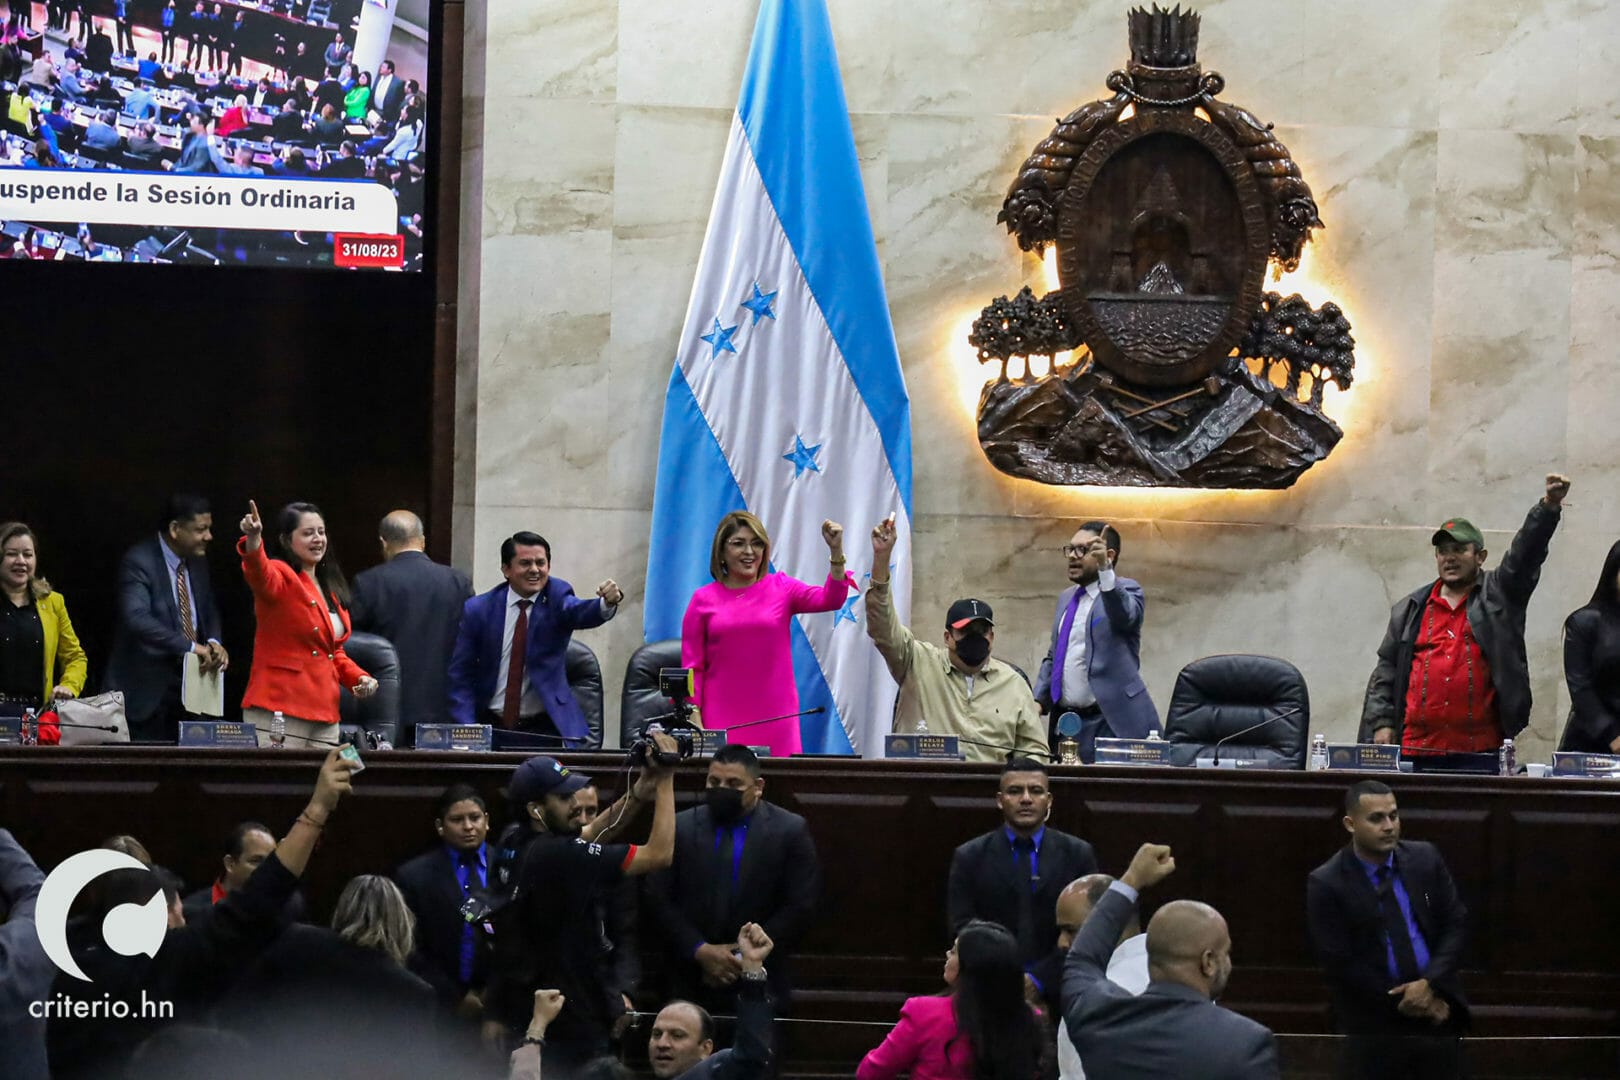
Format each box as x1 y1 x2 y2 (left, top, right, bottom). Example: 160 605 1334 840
1035 522 1160 761
1054 874 1148 1080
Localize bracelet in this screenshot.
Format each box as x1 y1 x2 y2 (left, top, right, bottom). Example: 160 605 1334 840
522 1034 546 1048
296 811 327 830
829 557 846 567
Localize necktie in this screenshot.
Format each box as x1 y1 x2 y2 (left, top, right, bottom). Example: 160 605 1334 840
1049 589 1083 704
1013 836 1037 959
457 851 479 985
500 599 531 729
175 563 196 642
713 825 737 936
1376 865 1421 983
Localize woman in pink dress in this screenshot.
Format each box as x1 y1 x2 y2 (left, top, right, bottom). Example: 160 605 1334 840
858 920 1050 1080
680 511 850 755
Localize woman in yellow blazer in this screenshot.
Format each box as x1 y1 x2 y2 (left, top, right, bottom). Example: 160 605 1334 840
0 522 88 709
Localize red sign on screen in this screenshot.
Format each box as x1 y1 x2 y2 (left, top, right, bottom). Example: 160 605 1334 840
334 233 405 269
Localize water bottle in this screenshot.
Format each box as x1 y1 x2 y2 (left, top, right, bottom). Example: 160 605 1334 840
1146 730 1163 742
19 708 35 747
1309 733 1328 771
1499 737 1516 776
269 710 287 750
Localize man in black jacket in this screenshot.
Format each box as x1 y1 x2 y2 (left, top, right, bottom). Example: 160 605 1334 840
646 923 775 1080
350 510 473 742
1361 473 1571 753
1307 780 1469 1079
393 783 493 1015
948 758 1098 999
105 494 228 743
644 744 820 1019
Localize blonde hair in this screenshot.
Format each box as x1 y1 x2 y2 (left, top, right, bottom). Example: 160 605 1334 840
709 511 771 582
0 522 51 598
331 875 416 967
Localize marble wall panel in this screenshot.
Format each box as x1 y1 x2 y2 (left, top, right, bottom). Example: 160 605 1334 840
457 0 1620 753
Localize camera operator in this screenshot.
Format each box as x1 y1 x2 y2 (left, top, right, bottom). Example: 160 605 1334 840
482 742 679 1072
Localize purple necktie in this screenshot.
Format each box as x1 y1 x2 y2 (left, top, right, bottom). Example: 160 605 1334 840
1050 588 1084 704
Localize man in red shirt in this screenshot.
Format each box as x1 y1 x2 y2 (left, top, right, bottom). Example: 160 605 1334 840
1361 474 1571 754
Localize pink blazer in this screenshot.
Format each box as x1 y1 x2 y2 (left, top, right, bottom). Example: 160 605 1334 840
857 995 973 1080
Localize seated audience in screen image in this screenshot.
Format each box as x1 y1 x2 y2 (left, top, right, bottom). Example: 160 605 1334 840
947 759 1097 1013
1559 538 1620 753
1052 874 1146 1080
1307 780 1469 1080
321 138 367 178
1062 843 1279 1080
393 783 494 1014
127 120 164 162
216 93 250 137
644 744 821 1021
1035 521 1161 761
217 141 263 176
864 516 1048 763
104 494 228 743
680 512 849 755
0 521 87 712
181 820 308 930
45 749 362 1079
138 51 164 81
125 79 159 119
271 145 311 175
859 919 1051 1080
1361 473 1572 754
350 510 472 741
172 109 215 173
270 95 307 141
82 107 122 151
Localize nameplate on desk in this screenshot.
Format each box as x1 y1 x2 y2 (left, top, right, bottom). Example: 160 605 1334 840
884 733 963 759
1325 744 1401 772
689 730 726 756
1094 738 1174 767
1551 752 1620 778
178 721 258 748
0 719 17 745
415 724 493 752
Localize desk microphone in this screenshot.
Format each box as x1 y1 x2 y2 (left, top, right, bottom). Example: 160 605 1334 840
949 735 1057 765
722 706 826 733
1210 706 1303 767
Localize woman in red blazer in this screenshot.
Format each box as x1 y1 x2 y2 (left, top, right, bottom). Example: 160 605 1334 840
238 499 375 747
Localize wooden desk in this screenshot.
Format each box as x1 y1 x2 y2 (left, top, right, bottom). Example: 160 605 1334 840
3 750 1616 1060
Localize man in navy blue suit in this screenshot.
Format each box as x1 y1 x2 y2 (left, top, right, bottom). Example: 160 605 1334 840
447 531 623 749
106 494 228 743
1036 521 1160 763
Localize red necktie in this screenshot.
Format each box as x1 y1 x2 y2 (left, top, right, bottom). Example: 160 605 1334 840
500 599 532 729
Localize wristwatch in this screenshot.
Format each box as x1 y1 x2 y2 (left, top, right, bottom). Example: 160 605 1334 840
739 967 768 982
522 1033 547 1048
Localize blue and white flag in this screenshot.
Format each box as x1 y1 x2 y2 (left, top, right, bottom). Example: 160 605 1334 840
643 0 913 756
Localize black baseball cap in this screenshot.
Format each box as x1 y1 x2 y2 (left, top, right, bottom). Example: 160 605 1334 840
508 756 590 807
947 598 994 630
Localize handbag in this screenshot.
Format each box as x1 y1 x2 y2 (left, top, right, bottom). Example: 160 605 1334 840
55 690 130 746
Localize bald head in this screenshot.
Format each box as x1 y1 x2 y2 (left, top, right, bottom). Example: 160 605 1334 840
1146 899 1232 999
378 510 425 558
1056 873 1113 951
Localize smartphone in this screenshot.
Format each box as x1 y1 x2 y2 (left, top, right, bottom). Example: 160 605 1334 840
338 742 366 773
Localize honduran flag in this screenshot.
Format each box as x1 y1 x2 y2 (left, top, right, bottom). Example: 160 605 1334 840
643 0 913 755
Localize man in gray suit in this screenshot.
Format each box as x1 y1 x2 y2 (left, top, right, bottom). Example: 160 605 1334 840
1036 522 1160 761
1063 843 1279 1080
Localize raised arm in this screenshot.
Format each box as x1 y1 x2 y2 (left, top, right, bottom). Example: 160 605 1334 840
1064 844 1173 1021
1494 475 1569 606
715 923 775 1080
785 521 852 614
237 500 292 600
864 518 915 683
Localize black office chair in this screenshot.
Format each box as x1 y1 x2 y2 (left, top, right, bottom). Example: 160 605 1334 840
1163 654 1309 769
620 638 682 748
338 630 400 748
566 638 604 750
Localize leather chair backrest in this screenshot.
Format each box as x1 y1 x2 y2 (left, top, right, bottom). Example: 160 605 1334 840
565 638 604 750
620 639 682 748
1164 654 1309 769
339 631 401 747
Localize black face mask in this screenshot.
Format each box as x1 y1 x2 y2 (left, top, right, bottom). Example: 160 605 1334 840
955 632 991 668
705 787 746 824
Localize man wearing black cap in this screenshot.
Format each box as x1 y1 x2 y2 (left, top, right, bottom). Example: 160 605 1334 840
1361 473 1572 755
481 744 677 1071
866 517 1047 763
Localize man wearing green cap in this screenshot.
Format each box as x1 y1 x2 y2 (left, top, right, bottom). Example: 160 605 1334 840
1361 474 1572 754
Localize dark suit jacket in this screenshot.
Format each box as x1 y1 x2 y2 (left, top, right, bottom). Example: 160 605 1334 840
105 535 223 729
394 845 492 1006
948 827 1097 968
446 578 611 742
1035 576 1160 739
1560 607 1620 752
644 800 820 1001
1306 841 1470 1035
372 71 405 122
1063 887 1279 1079
677 977 773 1080
351 551 472 735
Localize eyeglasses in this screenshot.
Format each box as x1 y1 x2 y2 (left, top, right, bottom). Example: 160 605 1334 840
1062 544 1098 557
725 539 766 552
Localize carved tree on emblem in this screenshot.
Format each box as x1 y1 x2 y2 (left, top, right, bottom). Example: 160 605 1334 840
973 5 1356 489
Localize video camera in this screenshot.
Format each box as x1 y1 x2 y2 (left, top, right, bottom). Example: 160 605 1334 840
626 668 702 768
